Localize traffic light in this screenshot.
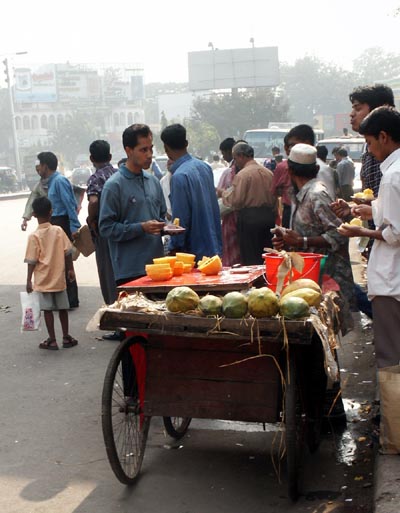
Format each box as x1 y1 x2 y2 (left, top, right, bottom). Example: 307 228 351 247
3 58 9 84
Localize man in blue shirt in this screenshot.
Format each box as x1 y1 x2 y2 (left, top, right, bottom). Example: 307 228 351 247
99 124 166 285
36 152 81 308
160 124 222 260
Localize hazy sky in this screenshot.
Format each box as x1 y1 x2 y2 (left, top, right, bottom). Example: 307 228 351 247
2 0 400 84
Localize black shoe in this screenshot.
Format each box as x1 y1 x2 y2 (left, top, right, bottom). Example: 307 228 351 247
102 331 123 341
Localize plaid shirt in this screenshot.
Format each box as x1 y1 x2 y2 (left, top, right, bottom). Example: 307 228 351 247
360 150 381 244
360 151 382 196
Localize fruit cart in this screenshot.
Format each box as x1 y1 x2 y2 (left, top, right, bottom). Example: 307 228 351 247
99 268 333 501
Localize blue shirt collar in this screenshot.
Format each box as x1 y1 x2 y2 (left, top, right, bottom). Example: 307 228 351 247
119 165 149 179
170 153 191 174
47 170 59 183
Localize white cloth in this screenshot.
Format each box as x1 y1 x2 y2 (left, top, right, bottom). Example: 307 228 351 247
160 172 172 217
316 158 336 200
368 148 400 301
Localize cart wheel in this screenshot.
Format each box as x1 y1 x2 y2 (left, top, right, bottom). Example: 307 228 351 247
102 336 150 485
163 417 192 439
285 350 305 501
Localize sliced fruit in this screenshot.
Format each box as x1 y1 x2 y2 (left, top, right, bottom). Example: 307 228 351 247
198 255 222 275
182 263 193 273
349 218 363 227
153 256 177 268
173 217 180 226
146 269 173 281
176 252 196 265
146 263 171 272
197 256 210 267
173 261 185 276
363 188 373 196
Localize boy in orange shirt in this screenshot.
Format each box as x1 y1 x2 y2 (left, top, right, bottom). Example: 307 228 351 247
24 197 78 350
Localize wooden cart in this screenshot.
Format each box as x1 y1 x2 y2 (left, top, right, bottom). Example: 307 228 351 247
100 306 328 501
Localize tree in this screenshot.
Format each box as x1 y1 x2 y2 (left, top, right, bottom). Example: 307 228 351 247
192 88 289 140
280 57 356 123
51 111 100 167
352 47 400 84
153 111 169 154
184 118 220 159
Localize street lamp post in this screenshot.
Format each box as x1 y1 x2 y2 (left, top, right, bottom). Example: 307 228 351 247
2 51 27 185
208 42 215 89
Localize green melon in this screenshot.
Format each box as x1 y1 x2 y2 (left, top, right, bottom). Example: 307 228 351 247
166 286 200 313
279 296 310 319
222 291 248 318
199 294 223 316
247 287 279 318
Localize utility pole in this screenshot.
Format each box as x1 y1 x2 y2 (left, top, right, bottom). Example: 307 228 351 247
2 52 27 185
3 58 21 182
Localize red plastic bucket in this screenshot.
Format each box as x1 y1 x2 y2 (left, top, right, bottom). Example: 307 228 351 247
262 252 324 291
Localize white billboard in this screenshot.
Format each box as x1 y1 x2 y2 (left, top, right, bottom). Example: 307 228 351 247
188 47 279 91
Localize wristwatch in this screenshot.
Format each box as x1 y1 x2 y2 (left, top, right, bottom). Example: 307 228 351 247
302 236 308 249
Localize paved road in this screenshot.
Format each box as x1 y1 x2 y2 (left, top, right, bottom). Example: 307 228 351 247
0 198 377 512
0 197 98 287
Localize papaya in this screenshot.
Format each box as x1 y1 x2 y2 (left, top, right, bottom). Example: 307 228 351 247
166 286 200 313
279 296 310 319
282 287 322 307
197 256 209 267
198 255 223 275
355 188 374 200
199 294 223 316
349 218 362 227
222 291 248 318
146 264 173 281
153 256 177 268
173 261 185 276
281 278 321 297
247 287 279 318
176 252 196 265
362 188 374 200
146 263 171 272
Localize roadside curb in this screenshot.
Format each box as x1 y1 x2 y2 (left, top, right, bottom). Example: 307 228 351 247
0 192 30 201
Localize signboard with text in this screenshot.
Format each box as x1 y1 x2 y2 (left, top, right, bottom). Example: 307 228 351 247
14 64 57 103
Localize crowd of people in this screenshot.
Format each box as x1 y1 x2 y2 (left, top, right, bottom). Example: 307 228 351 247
21 83 400 454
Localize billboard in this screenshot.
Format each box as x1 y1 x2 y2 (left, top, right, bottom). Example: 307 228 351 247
56 65 101 102
14 64 57 103
188 47 279 91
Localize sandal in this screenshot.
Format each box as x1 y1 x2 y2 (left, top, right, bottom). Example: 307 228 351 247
62 335 78 348
39 338 59 350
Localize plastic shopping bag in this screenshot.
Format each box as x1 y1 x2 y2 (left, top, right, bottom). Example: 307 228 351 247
20 291 41 331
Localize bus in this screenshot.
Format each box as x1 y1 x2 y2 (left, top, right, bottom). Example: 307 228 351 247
243 125 325 163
